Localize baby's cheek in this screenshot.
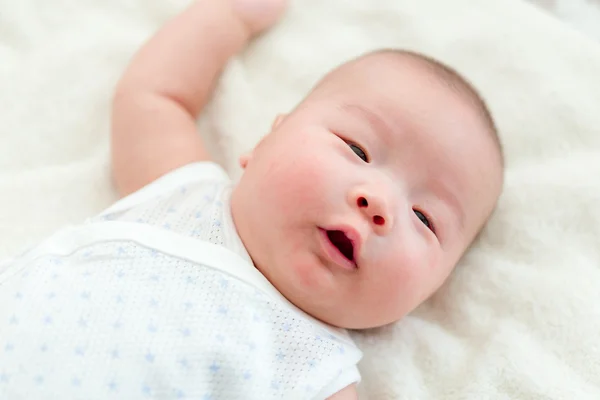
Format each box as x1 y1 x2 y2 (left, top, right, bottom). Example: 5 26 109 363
270 157 332 213
293 258 319 288
404 247 446 305
288 252 335 295
383 244 434 302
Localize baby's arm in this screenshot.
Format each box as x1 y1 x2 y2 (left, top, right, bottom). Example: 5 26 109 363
111 0 283 196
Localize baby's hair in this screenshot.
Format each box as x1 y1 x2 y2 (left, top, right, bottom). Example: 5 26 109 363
371 48 504 167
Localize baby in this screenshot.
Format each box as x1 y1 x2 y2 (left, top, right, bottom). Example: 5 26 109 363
0 0 503 399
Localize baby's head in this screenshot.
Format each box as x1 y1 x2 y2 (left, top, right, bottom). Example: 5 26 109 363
231 49 504 329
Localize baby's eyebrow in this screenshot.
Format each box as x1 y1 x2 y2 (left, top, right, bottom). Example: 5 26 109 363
340 103 395 140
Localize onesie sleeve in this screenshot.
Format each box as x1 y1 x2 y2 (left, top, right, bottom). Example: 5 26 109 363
97 162 229 218
314 364 361 399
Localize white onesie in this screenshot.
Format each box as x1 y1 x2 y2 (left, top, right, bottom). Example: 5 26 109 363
0 162 362 400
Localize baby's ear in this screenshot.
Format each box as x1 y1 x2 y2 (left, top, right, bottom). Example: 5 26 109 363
239 151 253 169
271 113 287 131
242 116 285 169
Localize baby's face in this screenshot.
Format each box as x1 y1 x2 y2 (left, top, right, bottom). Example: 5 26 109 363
231 55 503 329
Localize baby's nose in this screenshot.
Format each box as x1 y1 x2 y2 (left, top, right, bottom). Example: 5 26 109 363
351 188 394 234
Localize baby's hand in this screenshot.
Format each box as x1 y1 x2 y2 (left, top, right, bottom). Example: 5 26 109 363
233 0 287 36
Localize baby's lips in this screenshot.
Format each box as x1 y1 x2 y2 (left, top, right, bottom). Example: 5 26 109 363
325 223 364 267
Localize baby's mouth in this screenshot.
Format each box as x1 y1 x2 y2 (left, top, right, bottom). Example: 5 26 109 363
326 230 355 263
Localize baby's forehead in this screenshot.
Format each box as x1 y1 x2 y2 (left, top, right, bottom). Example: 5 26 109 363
313 54 470 127
312 54 474 124
314 52 426 92
317 51 477 108
320 51 501 162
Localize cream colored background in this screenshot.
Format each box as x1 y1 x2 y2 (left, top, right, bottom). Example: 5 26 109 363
528 0 600 42
1 0 600 398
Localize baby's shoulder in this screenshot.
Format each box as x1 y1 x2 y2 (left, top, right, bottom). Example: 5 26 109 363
98 161 231 218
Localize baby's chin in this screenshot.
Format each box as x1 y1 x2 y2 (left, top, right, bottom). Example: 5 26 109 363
313 307 403 331
295 287 413 330
274 267 398 330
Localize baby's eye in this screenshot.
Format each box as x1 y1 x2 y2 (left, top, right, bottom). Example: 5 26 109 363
413 209 434 232
347 142 369 163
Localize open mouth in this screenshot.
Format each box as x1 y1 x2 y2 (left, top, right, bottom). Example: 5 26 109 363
326 230 355 263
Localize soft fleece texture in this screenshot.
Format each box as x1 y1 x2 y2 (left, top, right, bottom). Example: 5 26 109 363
528 0 600 43
2 0 600 398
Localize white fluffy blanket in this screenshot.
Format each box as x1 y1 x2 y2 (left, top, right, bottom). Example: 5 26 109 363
2 0 600 398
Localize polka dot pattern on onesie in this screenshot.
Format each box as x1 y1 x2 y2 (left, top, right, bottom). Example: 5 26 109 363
0 162 361 399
